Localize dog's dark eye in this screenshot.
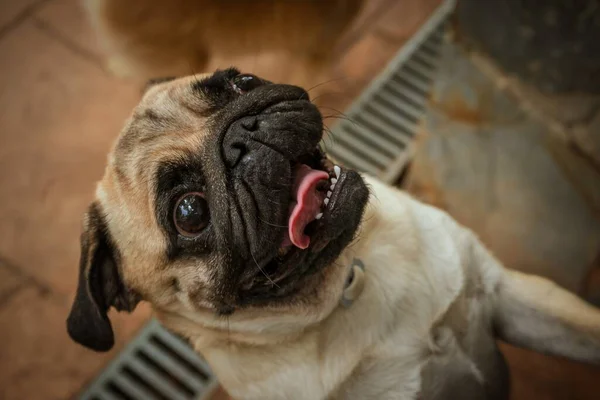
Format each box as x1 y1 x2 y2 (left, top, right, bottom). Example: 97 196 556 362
231 74 263 93
173 192 209 236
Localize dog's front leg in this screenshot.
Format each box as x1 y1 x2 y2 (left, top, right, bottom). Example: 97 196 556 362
492 267 600 364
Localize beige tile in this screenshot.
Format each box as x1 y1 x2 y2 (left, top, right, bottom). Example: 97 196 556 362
0 21 140 296
0 287 151 400
314 0 440 118
337 32 393 85
0 0 40 31
372 0 441 41
0 258 25 298
334 0 393 53
35 0 102 58
321 32 401 114
209 386 232 400
501 342 600 400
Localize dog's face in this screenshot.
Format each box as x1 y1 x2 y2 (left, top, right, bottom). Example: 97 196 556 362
67 69 369 351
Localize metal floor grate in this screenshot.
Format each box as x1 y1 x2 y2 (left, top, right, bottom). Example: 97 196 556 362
324 0 455 184
78 320 217 400
78 1 455 399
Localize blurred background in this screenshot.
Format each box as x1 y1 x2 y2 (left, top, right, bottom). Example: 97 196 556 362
0 0 599 399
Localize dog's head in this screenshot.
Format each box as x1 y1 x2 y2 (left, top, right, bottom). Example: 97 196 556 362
67 69 370 351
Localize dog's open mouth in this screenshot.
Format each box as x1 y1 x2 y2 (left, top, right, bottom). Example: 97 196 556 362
283 146 341 251
233 100 369 302
240 146 352 294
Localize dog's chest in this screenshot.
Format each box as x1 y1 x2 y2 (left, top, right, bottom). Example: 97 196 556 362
332 181 509 399
407 238 509 399
418 289 509 400
335 286 508 400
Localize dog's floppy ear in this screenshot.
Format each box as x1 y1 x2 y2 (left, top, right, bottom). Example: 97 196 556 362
67 202 139 352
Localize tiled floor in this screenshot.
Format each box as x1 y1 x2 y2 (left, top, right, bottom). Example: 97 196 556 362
0 1 598 399
0 0 438 399
0 1 153 398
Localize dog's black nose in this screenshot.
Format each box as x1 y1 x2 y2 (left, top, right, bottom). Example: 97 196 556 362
220 83 321 173
223 116 257 168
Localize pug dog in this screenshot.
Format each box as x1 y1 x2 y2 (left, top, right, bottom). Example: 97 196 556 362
67 71 600 400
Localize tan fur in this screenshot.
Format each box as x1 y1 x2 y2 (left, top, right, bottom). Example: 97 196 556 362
100 76 216 309
85 0 363 88
80 77 600 399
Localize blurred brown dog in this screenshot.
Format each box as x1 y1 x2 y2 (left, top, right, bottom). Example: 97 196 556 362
85 0 364 87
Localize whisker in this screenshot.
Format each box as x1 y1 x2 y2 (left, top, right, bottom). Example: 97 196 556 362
252 138 287 160
321 114 361 126
266 198 284 205
310 91 352 104
318 105 349 115
258 217 288 228
323 125 335 138
226 315 231 342
318 106 357 122
250 251 280 288
322 129 338 148
305 76 349 94
187 58 201 83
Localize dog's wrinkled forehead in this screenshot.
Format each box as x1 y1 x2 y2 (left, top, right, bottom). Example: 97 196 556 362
106 70 242 217
113 71 231 167
97 72 239 272
139 72 218 115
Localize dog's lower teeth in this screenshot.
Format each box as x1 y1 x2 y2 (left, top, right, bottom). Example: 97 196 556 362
324 198 329 206
315 213 323 220
331 178 338 184
330 183 336 191
327 190 332 198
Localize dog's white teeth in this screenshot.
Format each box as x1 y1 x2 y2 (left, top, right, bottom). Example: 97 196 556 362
334 165 341 179
327 190 332 198
324 198 330 206
315 212 323 220
329 177 337 191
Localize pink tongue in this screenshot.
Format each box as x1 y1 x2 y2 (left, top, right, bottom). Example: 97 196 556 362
287 164 328 249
